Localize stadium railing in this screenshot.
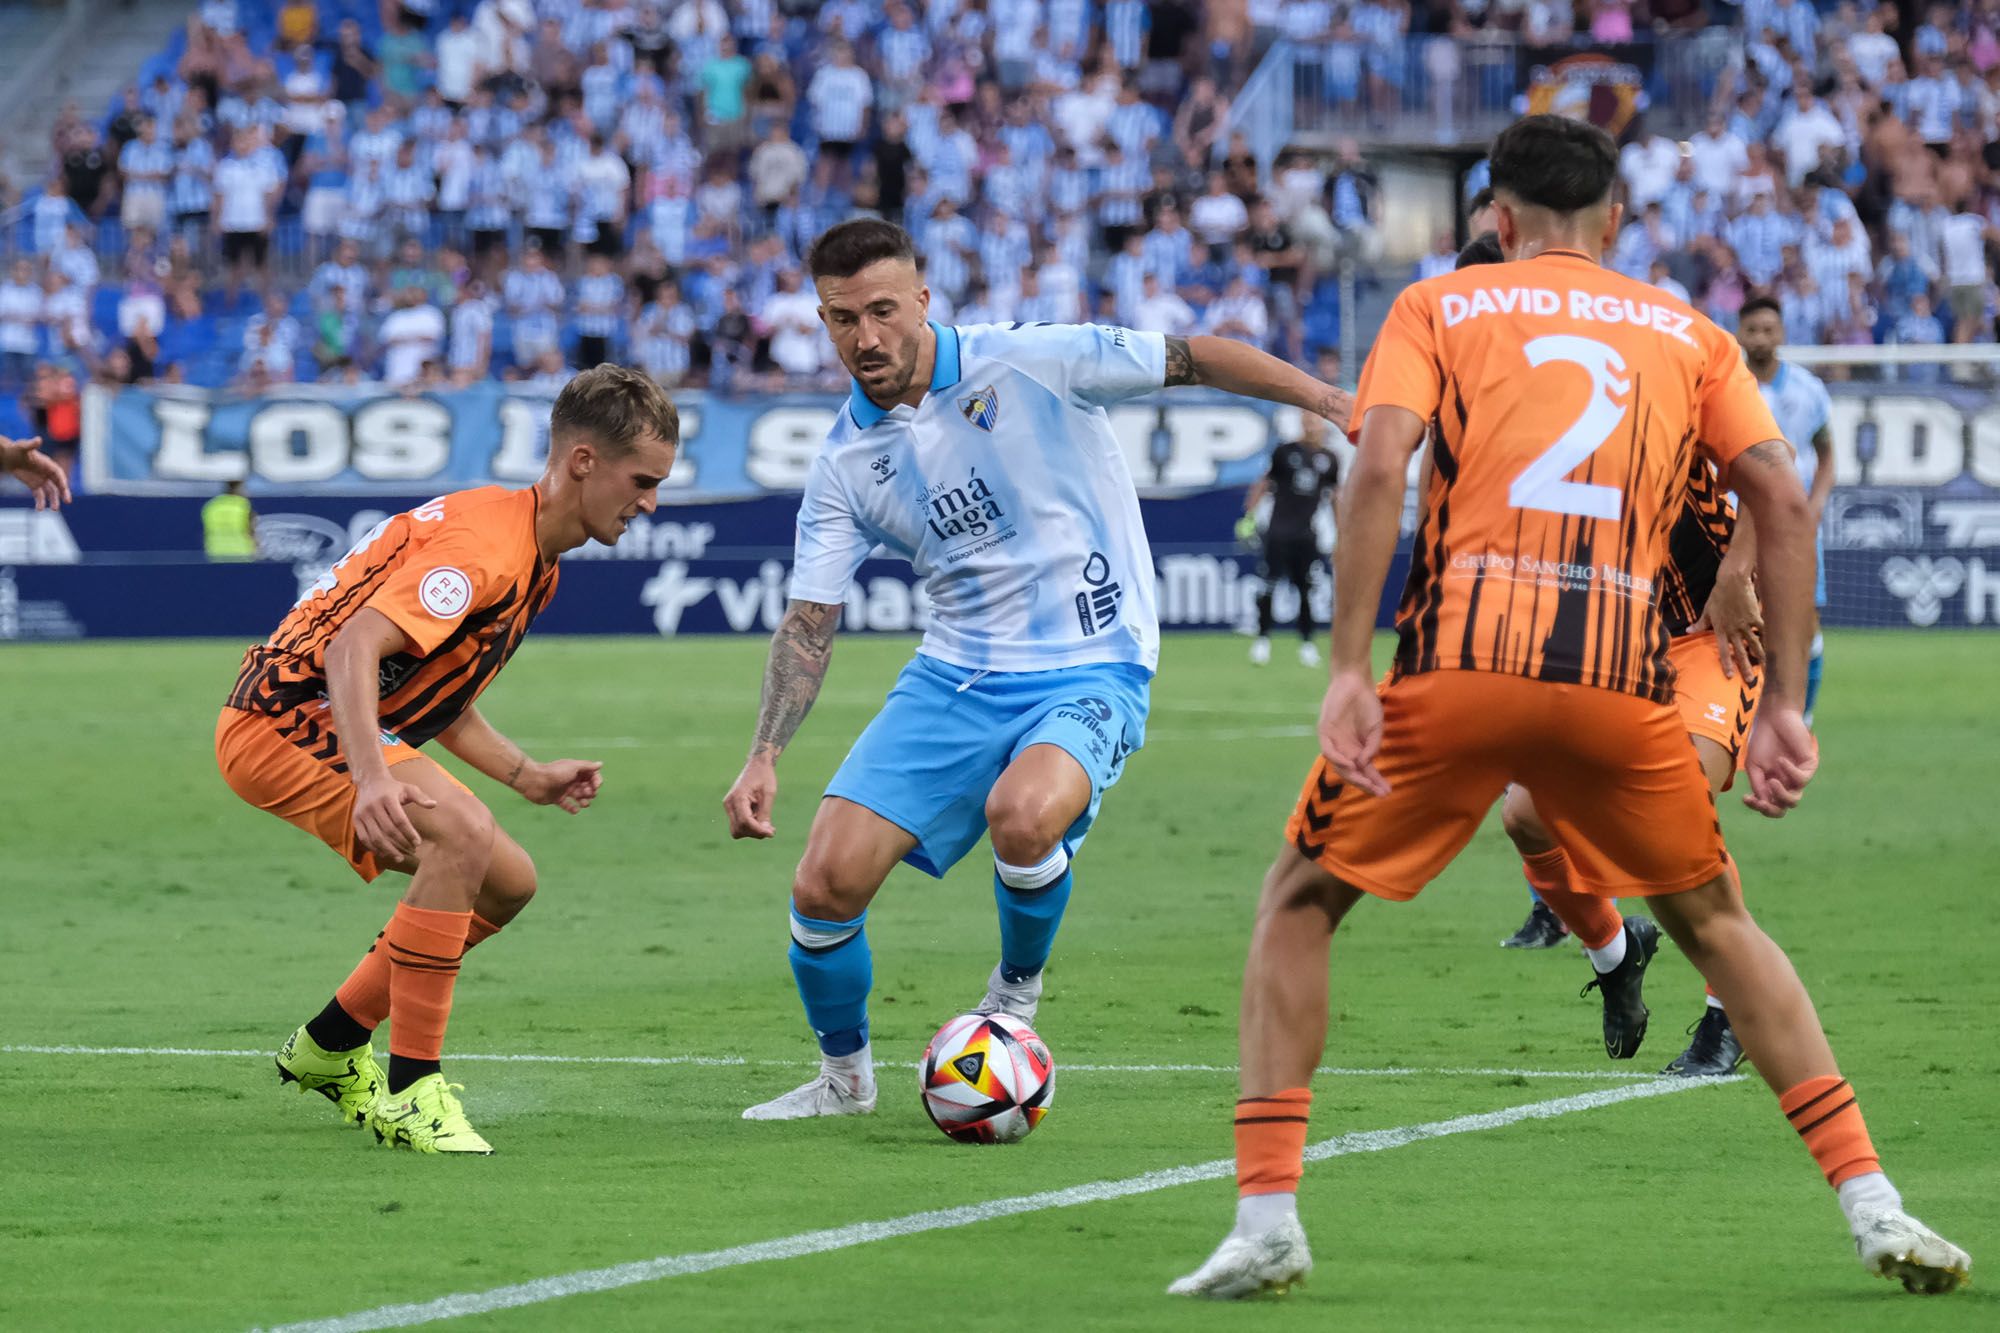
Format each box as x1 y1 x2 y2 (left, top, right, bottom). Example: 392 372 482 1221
1226 32 1736 171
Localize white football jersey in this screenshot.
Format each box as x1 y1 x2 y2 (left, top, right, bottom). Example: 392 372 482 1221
1758 360 1832 491
790 322 1166 672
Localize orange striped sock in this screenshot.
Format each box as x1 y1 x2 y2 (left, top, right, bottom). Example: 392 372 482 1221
463 912 503 953
1521 847 1622 950
1236 1088 1312 1196
333 920 394 1029
385 903 472 1063
1781 1074 1881 1187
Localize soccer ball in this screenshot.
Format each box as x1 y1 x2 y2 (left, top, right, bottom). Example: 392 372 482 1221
919 1012 1054 1144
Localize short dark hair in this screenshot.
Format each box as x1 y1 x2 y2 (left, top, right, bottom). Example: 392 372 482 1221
1489 115 1619 214
1467 186 1494 214
1739 295 1783 323
550 364 680 457
1455 231 1505 269
807 218 917 280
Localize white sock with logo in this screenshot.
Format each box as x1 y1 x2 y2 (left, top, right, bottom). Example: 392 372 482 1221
1705 993 1725 1012
1583 927 1628 974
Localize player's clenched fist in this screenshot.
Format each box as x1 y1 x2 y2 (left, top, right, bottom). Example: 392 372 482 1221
1743 707 1818 818
724 758 778 839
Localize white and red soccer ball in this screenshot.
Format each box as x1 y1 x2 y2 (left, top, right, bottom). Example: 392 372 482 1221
919 1012 1054 1144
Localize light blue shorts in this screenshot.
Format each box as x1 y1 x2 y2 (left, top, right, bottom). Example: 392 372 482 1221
825 654 1152 878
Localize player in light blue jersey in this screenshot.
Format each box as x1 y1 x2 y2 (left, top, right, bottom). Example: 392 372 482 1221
724 218 1354 1120
1738 298 1834 724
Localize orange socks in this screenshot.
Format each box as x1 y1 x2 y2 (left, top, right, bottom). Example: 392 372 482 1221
384 903 473 1062
333 927 393 1029
1781 1075 1881 1187
1519 847 1623 950
1236 1089 1313 1196
464 912 503 952
332 911 503 1033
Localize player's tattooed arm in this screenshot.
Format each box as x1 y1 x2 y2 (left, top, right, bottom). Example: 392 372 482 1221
749 599 842 763
1163 335 1202 387
1163 335 1355 432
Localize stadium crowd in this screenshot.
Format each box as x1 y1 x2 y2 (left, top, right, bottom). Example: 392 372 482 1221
1 0 1998 431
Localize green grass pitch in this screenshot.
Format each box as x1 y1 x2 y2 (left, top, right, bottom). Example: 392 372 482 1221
1 631 1995 1331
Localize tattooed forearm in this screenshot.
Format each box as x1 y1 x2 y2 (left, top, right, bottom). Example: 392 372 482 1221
749 600 842 763
1315 383 1355 433
1163 335 1202 387
1732 438 1796 474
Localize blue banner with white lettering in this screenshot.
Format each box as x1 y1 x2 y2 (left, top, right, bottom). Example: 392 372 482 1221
11 382 1996 638
82 384 1290 499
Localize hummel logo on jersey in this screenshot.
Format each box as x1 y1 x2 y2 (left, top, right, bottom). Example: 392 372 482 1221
870 454 898 485
959 385 1000 431
1704 702 1727 724
1075 550 1122 635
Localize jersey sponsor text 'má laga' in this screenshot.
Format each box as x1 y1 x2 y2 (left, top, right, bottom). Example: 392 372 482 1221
1357 251 1781 702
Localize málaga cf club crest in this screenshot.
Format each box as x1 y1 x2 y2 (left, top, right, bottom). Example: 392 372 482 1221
959 385 999 431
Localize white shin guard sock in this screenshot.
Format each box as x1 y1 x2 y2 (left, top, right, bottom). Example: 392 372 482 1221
1582 927 1629 974
1232 1191 1298 1239
1837 1171 1902 1233
822 1042 875 1091
995 844 1071 892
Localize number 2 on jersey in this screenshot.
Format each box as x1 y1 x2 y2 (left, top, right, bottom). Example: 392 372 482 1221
1508 335 1629 521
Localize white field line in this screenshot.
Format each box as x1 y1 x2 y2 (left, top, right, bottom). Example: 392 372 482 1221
0 1043 1667 1081
255 1076 1734 1333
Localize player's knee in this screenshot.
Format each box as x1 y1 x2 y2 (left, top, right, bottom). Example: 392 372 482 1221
486 846 537 913
985 790 1067 866
791 854 874 922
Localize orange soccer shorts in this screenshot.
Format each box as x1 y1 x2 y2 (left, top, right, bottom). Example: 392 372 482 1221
1286 670 1727 900
215 705 466 882
1668 631 1763 790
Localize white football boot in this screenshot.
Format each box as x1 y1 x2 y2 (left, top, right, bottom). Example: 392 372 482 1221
1853 1208 1971 1294
1168 1215 1312 1299
1297 640 1321 667
741 1069 878 1121
1248 636 1271 666
974 964 1042 1023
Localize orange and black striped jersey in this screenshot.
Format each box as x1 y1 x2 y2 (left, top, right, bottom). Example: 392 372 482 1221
226 486 558 747
1355 249 1780 703
1656 457 1738 638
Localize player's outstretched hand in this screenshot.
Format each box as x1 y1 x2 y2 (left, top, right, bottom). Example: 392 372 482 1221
353 775 436 861
1743 707 1817 818
724 757 778 839
2 435 72 511
517 759 603 813
1318 668 1389 797
1695 571 1763 681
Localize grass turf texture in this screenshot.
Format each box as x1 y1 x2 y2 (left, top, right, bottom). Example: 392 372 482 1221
1 631 1994 1331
